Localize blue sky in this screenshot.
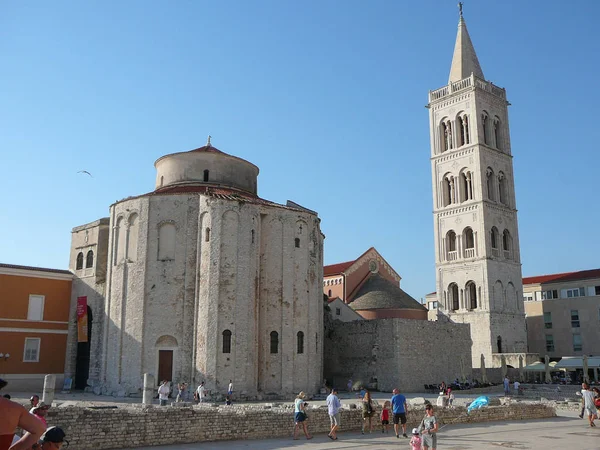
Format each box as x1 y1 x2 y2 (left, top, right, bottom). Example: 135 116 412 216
1 1 599 300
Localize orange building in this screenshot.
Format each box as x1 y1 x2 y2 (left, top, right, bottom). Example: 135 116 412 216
0 263 72 391
323 248 427 320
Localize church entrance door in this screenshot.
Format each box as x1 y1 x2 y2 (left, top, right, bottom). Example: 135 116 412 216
158 350 173 383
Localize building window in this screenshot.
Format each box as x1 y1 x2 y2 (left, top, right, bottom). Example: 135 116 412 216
251 229 255 244
542 290 558 300
491 227 499 257
463 227 475 258
502 230 512 259
565 287 585 298
203 170 209 182
486 168 495 201
23 337 41 362
524 293 534 302
328 290 332 297
295 238 300 248
449 283 459 311
466 281 477 310
270 331 278 354
76 252 84 270
497 336 503 353
85 250 94 268
573 334 582 352
545 335 554 352
27 295 45 321
570 310 580 328
460 171 473 202
297 331 304 354
335 307 341 316
543 312 552 329
205 227 210 242
222 330 232 353
446 230 457 261
595 286 600 296
482 113 489 145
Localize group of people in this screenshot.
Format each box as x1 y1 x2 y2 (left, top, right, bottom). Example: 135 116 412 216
295 387 439 450
157 379 234 406
0 378 69 450
502 376 522 396
578 383 600 427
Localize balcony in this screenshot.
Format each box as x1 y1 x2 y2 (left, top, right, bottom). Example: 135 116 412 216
429 74 506 103
464 248 475 258
447 251 458 261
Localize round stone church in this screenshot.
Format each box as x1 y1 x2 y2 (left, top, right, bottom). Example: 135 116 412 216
65 140 324 399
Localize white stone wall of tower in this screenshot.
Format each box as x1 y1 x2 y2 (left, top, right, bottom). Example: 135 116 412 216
97 191 322 397
429 30 527 369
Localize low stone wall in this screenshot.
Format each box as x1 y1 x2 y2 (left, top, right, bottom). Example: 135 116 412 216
45 402 556 450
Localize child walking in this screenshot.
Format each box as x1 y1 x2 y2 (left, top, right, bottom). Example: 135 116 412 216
410 427 422 450
381 400 390 433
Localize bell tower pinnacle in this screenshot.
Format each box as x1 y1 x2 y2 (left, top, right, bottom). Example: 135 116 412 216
427 7 527 370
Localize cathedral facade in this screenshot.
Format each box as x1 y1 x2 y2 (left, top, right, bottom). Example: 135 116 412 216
65 141 324 398
428 11 528 368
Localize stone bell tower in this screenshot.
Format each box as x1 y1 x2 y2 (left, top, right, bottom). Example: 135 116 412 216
427 7 527 369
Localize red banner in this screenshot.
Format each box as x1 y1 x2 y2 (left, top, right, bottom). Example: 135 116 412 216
77 296 88 343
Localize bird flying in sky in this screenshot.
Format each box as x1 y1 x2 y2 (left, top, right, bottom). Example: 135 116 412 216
77 170 93 177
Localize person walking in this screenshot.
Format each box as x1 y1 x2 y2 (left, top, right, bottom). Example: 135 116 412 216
292 392 312 440
176 382 187 402
391 388 408 438
361 389 375 434
326 387 341 441
228 380 233 398
0 378 46 450
581 383 597 427
420 404 439 450
158 380 170 406
196 381 206 403
410 427 422 450
503 376 510 396
347 379 353 393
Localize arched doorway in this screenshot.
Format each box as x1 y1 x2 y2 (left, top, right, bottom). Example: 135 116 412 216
75 306 93 389
497 336 503 354
155 335 178 385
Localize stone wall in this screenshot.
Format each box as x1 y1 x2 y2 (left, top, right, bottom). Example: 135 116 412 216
45 402 555 450
324 318 472 392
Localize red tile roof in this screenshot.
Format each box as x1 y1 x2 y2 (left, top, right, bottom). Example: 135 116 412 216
0 263 71 275
324 260 355 276
523 269 600 285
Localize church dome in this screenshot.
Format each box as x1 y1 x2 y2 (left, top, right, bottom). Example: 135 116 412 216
349 274 427 312
154 140 259 195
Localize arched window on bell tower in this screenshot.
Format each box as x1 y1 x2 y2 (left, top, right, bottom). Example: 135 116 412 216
481 112 490 145
491 227 500 257
442 174 456 207
493 116 501 149
463 227 475 258
486 168 495 201
459 170 473 202
449 283 459 311
466 281 477 310
498 171 508 205
503 229 512 259
446 230 457 261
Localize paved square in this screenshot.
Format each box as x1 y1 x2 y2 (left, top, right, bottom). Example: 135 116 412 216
121 411 599 449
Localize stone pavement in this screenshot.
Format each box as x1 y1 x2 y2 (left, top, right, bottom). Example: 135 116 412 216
120 411 599 450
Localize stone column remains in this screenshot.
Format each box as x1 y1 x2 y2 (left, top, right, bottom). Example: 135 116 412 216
142 373 155 406
42 374 56 406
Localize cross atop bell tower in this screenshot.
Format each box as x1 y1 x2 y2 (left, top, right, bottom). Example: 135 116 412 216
426 7 527 370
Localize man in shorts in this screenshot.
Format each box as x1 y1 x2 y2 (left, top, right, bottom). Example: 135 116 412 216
391 388 408 438
326 387 341 440
581 383 597 427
